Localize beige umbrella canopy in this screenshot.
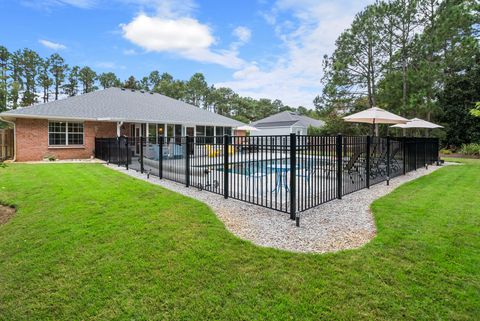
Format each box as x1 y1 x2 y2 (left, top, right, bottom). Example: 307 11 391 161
236 125 260 131
391 118 443 137
391 118 443 129
343 107 409 136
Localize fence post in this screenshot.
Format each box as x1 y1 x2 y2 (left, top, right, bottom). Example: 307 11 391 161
117 136 121 167
424 138 428 169
386 136 390 185
224 134 230 199
185 136 190 187
336 134 343 199
125 138 129 170
289 133 297 221
107 139 111 164
366 135 371 189
402 137 407 175
140 136 144 174
414 139 417 171
159 136 163 179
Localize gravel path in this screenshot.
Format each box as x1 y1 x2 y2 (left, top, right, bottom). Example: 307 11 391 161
107 163 449 254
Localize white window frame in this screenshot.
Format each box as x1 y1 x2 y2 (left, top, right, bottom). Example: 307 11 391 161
48 121 84 146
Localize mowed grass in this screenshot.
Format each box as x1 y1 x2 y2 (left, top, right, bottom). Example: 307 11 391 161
0 161 479 320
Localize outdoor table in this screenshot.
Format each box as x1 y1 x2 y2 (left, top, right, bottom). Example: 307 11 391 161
268 163 298 192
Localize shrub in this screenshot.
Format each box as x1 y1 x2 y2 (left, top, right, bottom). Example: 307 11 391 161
439 148 452 155
459 143 480 156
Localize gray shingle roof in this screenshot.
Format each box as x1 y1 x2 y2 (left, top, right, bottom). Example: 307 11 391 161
252 111 324 128
0 87 244 127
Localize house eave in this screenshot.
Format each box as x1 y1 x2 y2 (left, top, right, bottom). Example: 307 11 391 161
0 113 241 128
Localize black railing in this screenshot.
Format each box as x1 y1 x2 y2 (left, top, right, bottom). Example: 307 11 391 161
95 135 440 218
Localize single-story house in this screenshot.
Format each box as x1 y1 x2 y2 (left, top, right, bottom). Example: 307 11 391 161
0 87 244 161
251 111 324 136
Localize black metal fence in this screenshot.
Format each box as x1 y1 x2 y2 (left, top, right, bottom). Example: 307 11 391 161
95 135 439 220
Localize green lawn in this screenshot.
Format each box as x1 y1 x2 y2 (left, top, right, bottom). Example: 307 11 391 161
0 160 479 320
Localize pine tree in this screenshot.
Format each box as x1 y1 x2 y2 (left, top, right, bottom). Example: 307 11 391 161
185 73 208 108
63 66 79 97
38 57 52 103
123 75 138 89
49 53 67 100
21 48 40 106
0 46 9 111
78 66 97 94
98 72 121 89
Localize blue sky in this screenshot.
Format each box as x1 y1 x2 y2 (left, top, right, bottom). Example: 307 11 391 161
0 0 373 107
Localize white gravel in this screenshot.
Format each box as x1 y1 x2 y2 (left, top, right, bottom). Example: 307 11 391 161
107 163 450 254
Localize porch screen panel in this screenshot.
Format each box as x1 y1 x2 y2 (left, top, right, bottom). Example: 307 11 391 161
148 124 157 143
206 126 214 144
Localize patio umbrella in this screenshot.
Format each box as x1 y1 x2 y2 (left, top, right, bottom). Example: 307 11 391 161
236 125 260 131
343 107 408 136
391 118 443 137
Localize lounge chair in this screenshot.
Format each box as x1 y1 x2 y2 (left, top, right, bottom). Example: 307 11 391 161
344 149 365 184
205 144 220 158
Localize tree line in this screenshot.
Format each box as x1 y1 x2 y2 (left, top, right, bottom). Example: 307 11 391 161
317 0 480 146
0 46 317 124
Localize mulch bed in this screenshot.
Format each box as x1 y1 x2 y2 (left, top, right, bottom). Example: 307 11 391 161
0 205 16 225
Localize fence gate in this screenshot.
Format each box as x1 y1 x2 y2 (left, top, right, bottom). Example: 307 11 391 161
0 128 14 161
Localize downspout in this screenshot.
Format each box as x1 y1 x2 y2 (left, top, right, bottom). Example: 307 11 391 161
117 121 124 137
0 116 16 161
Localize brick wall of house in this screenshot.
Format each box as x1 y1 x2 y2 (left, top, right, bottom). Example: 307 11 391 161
15 118 117 161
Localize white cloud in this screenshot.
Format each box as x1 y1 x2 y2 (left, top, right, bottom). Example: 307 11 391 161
217 0 375 107
121 15 213 52
121 13 246 69
233 26 252 43
38 39 67 50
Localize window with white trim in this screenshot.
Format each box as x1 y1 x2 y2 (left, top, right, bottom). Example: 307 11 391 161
48 121 84 146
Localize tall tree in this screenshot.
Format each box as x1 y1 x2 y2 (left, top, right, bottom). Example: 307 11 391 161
78 66 97 93
38 57 52 103
391 0 420 111
139 76 150 91
48 53 67 100
0 46 9 111
148 70 161 89
123 75 138 89
21 48 41 106
63 66 80 97
322 4 384 110
154 72 185 99
185 73 208 108
206 86 237 115
98 72 121 89
8 50 23 109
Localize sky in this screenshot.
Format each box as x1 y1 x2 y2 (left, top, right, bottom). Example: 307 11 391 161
0 0 374 108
